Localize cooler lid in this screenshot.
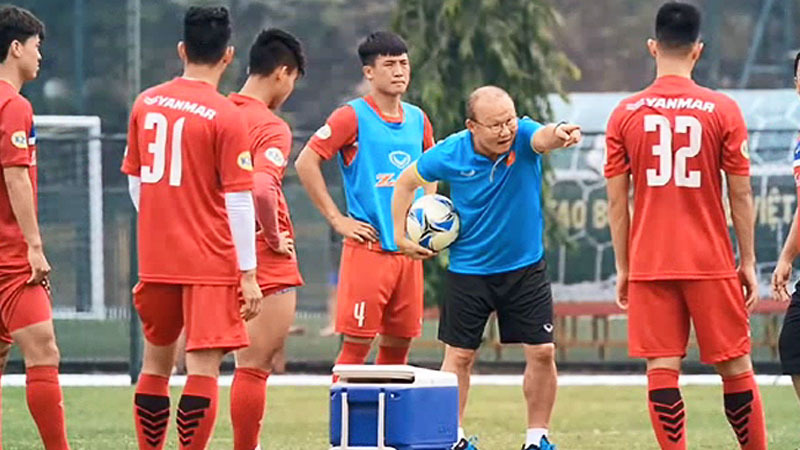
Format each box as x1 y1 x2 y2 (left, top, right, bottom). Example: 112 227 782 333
332 364 458 386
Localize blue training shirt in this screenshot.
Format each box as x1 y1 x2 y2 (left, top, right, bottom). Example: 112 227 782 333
339 98 425 251
415 117 544 275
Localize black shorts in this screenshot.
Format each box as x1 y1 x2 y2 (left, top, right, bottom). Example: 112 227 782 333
779 282 800 374
438 259 554 350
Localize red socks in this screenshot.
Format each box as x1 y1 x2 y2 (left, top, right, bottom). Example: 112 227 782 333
376 345 410 365
647 368 686 449
26 366 70 450
134 373 170 450
335 341 371 365
177 375 218 450
231 368 270 450
722 371 767 450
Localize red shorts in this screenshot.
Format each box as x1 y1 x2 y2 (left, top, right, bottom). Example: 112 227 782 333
133 282 249 352
628 278 751 364
0 274 52 343
255 238 304 297
335 239 423 338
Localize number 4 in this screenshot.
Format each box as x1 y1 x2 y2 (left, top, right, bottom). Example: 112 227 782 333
645 114 701 188
141 112 184 186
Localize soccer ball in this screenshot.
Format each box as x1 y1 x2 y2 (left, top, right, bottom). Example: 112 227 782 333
406 194 460 251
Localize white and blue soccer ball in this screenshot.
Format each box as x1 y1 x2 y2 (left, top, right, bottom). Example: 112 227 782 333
406 194 460 251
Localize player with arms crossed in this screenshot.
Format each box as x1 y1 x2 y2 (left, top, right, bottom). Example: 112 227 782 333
771 50 800 410
122 7 262 450
393 86 581 450
295 31 435 368
227 29 305 450
0 6 70 449
605 3 766 449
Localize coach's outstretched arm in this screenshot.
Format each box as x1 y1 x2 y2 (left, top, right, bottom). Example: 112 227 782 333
728 174 758 310
532 122 582 154
606 173 630 309
392 163 436 260
295 145 378 243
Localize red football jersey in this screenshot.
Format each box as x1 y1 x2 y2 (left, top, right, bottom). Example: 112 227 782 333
307 95 435 164
228 93 296 261
0 80 38 275
604 75 750 280
122 78 253 284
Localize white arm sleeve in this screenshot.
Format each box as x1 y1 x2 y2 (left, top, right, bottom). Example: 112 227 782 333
128 175 141 211
224 191 257 271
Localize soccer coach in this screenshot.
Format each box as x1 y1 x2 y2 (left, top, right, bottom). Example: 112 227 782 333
391 86 580 450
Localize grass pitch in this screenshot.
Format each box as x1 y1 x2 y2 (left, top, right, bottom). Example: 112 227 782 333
0 384 797 449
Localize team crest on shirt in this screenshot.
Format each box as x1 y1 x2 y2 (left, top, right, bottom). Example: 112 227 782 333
237 151 253 171
740 140 750 160
389 151 411 169
265 147 287 167
315 124 332 140
11 131 27 149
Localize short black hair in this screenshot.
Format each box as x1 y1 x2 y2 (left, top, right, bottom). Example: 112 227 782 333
357 31 408 66
249 28 305 77
655 2 701 50
0 5 44 63
794 51 800 78
183 6 231 65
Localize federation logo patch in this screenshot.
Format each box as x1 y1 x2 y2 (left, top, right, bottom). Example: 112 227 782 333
740 140 750 160
389 151 411 169
315 124 332 140
265 147 287 167
11 131 27 149
237 151 253 171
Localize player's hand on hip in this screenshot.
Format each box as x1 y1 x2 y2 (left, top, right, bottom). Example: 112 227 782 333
555 123 582 148
771 258 793 303
239 270 263 321
615 272 629 310
738 263 759 311
396 236 436 260
276 231 295 257
332 215 378 243
26 245 51 285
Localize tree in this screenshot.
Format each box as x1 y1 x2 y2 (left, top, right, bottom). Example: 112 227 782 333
393 0 579 306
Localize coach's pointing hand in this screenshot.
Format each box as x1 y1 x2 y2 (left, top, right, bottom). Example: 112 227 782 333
240 269 263 321
554 123 582 148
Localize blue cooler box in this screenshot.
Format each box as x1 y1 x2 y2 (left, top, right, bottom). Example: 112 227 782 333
330 365 459 450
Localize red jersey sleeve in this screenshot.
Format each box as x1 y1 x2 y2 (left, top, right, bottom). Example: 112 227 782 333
121 102 141 176
0 96 33 167
604 106 630 178
217 109 254 192
422 112 435 151
719 97 750 176
306 105 357 160
252 121 292 179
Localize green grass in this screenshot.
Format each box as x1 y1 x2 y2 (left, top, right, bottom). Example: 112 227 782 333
1 385 797 449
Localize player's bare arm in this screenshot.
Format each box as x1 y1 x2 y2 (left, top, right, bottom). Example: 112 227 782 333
3 166 49 284
253 171 294 256
391 163 435 260
773 208 798 302
532 122 582 154
727 173 758 311
295 144 378 243
606 173 630 309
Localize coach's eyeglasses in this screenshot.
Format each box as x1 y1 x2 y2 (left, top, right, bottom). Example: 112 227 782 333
472 117 517 134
